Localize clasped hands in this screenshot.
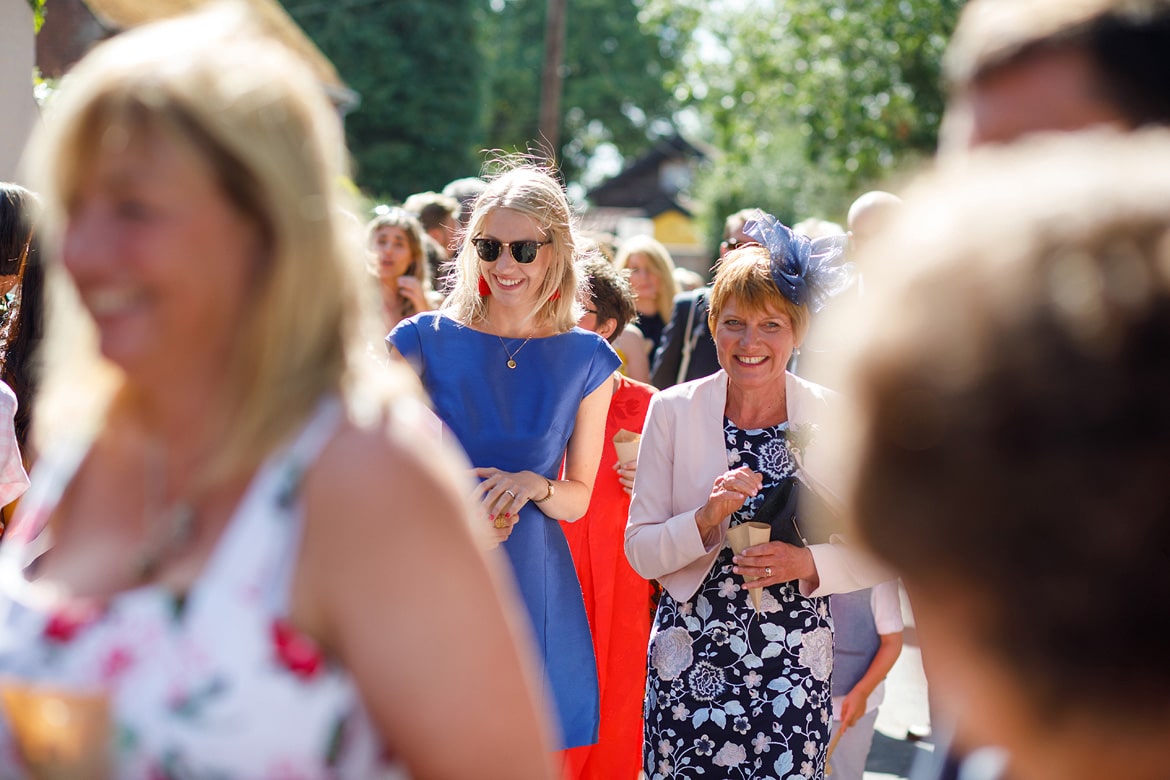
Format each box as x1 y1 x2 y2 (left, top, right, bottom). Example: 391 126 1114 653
472 467 546 548
696 466 815 588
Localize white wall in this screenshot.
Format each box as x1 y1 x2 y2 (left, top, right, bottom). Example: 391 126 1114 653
0 0 39 183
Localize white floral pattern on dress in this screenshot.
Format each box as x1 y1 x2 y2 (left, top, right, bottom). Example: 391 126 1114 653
798 628 834 683
651 627 695 681
643 419 832 780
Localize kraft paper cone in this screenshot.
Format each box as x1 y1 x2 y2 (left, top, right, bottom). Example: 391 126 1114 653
0 680 111 780
612 429 641 464
725 521 771 612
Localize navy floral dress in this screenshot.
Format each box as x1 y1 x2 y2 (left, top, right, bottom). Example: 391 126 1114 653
643 419 834 780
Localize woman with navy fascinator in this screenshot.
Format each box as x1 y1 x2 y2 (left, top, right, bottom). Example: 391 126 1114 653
626 211 887 779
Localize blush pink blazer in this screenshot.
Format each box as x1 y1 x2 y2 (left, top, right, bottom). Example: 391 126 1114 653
624 369 889 603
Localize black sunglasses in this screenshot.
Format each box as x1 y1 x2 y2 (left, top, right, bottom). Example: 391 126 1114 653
472 237 551 264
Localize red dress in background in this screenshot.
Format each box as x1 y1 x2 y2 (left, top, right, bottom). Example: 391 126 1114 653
561 373 656 780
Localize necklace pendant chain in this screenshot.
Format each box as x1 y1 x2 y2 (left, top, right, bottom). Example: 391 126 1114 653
498 334 533 370
139 438 201 585
134 500 197 585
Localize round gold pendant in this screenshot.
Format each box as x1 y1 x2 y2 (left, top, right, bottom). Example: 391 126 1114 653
507 359 517 369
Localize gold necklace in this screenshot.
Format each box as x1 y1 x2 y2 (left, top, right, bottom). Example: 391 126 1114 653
497 334 533 369
135 439 198 584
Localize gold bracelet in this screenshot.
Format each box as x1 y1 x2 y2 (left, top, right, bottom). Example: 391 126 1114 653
534 478 555 503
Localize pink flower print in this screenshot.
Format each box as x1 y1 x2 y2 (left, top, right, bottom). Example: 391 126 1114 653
713 741 747 767
43 600 103 643
100 646 135 683
266 760 313 780
272 619 324 680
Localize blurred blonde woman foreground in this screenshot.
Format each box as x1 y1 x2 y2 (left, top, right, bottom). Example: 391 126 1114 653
0 8 556 779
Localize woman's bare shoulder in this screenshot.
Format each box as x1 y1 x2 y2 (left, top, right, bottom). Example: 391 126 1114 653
304 398 477 543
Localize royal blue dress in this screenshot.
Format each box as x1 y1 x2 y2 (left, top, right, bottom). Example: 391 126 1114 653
388 312 621 749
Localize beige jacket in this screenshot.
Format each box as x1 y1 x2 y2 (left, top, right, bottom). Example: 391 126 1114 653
624 369 888 603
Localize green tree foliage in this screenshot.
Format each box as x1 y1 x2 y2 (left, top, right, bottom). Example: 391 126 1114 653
285 0 484 200
773 0 963 188
28 0 46 32
644 0 960 231
480 0 678 182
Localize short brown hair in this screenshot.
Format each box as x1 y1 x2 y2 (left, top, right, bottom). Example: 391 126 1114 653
707 246 810 344
578 257 636 344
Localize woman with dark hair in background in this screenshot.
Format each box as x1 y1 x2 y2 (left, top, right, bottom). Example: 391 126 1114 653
0 183 35 526
0 183 44 460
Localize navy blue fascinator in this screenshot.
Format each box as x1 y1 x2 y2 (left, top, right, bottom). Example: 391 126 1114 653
742 210 854 314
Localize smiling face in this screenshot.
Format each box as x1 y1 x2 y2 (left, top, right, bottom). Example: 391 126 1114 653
713 296 799 393
62 126 264 380
476 207 551 310
625 252 660 311
371 224 414 281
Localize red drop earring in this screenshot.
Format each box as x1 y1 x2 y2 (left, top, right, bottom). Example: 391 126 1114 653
550 289 561 302
478 275 491 296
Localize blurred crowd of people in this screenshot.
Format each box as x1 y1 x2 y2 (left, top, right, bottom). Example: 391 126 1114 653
0 0 1168 778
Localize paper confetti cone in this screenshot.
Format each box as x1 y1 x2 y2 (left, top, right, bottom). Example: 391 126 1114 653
725 521 771 612
0 679 111 780
612 429 641 464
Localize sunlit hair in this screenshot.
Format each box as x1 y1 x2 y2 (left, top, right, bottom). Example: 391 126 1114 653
401 191 460 231
25 6 399 483
366 208 432 317
577 256 637 345
792 217 845 240
723 208 759 241
707 246 810 344
443 161 584 332
614 235 679 324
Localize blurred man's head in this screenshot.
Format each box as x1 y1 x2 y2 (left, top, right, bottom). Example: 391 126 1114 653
719 208 759 257
941 0 1170 152
402 191 460 253
846 191 902 257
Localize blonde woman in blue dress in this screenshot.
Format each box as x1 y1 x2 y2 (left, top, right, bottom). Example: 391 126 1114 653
390 163 620 751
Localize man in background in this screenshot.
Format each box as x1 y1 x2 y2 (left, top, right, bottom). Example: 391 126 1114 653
940 0 1170 152
650 208 756 388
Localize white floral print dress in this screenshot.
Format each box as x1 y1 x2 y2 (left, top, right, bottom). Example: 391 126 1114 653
643 419 833 780
0 399 397 779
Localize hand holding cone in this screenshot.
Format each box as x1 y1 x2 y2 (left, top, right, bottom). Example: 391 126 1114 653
725 521 771 612
613 429 641 464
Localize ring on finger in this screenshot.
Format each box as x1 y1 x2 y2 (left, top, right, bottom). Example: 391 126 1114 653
504 489 517 499
764 567 772 576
